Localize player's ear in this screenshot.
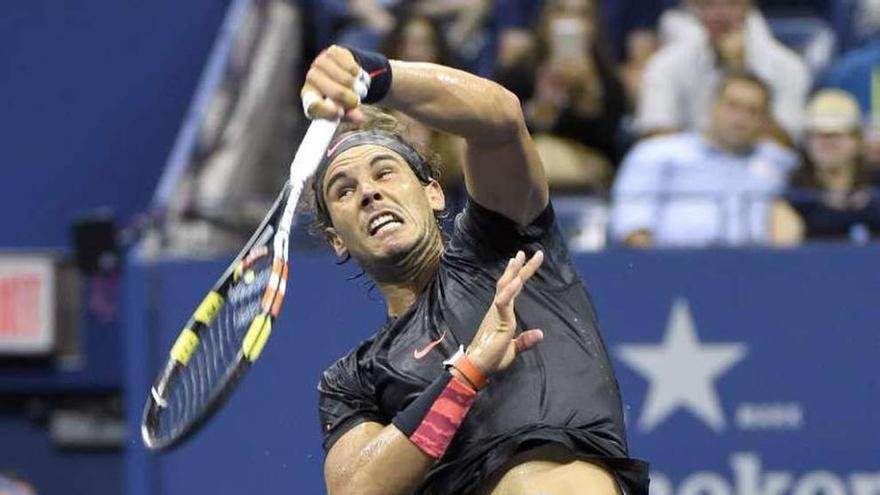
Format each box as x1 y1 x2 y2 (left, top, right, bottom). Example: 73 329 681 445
424 179 445 213
323 227 348 258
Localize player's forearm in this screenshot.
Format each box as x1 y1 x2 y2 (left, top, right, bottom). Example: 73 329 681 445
328 370 482 495
384 60 524 144
326 425 434 495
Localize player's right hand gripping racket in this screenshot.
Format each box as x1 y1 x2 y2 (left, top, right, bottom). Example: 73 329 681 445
141 73 369 451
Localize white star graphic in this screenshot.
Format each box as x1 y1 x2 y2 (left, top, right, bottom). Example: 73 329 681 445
617 298 747 433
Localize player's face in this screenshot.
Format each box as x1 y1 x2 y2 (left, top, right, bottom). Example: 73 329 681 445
321 144 445 267
710 79 768 153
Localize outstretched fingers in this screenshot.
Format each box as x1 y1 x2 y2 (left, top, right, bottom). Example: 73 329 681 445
518 250 544 284
494 275 523 311
495 251 525 290
470 251 547 373
494 250 544 309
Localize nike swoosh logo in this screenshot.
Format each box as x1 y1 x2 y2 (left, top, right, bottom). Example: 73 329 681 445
325 132 356 158
413 330 447 360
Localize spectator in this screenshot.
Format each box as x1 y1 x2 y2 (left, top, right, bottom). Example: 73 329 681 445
333 0 399 51
382 11 467 208
331 1 492 75
851 0 880 47
656 1 707 45
655 0 775 46
818 35 880 124
611 72 798 248
777 90 880 243
496 0 627 192
493 0 544 98
599 0 670 61
384 10 455 65
637 0 810 142
619 28 659 113
411 0 493 75
617 28 660 150
817 36 880 175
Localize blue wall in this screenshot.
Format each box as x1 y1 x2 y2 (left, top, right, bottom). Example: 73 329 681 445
0 415 121 495
123 246 880 495
0 3 230 493
0 0 230 248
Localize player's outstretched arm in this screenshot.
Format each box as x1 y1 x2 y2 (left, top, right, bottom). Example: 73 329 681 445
322 251 545 495
302 45 549 226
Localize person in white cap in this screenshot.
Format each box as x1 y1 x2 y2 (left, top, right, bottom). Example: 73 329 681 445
776 89 880 242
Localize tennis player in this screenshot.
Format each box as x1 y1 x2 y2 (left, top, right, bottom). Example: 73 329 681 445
303 45 649 495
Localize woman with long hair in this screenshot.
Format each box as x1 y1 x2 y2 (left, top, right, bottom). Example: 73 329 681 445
495 0 626 192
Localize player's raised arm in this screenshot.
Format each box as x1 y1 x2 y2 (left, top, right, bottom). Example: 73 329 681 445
302 45 549 226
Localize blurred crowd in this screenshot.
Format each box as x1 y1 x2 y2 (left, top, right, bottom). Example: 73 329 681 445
299 0 880 249
164 0 880 253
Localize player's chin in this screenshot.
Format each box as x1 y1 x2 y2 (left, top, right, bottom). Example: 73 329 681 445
370 231 420 259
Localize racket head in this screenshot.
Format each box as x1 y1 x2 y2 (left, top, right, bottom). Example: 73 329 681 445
141 185 291 451
140 106 346 451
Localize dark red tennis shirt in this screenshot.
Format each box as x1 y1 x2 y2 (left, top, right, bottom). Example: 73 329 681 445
318 198 649 494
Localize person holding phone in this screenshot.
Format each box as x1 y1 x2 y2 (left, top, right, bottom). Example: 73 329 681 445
495 0 627 191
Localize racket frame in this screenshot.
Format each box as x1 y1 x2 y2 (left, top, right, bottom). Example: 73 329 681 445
141 119 341 450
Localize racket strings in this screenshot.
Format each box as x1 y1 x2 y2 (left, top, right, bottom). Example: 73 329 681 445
156 254 275 440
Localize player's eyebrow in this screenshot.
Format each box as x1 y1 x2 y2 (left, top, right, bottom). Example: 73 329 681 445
325 153 402 195
369 153 399 168
324 168 351 197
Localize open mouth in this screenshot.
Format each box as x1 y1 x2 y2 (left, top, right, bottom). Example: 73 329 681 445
367 212 404 236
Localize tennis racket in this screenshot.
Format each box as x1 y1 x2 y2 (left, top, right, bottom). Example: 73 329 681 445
141 73 369 451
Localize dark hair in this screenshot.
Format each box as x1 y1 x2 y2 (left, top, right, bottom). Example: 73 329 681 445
535 0 619 80
382 9 456 67
308 106 445 237
715 70 773 110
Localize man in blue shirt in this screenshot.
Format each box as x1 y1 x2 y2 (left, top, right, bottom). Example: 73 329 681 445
611 72 798 247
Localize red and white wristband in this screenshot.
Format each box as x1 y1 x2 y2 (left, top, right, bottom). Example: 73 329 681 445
392 347 487 459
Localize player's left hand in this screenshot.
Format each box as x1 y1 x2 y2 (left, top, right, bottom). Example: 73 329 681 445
465 250 545 375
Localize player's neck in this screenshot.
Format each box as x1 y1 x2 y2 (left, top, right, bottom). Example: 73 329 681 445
376 230 444 318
